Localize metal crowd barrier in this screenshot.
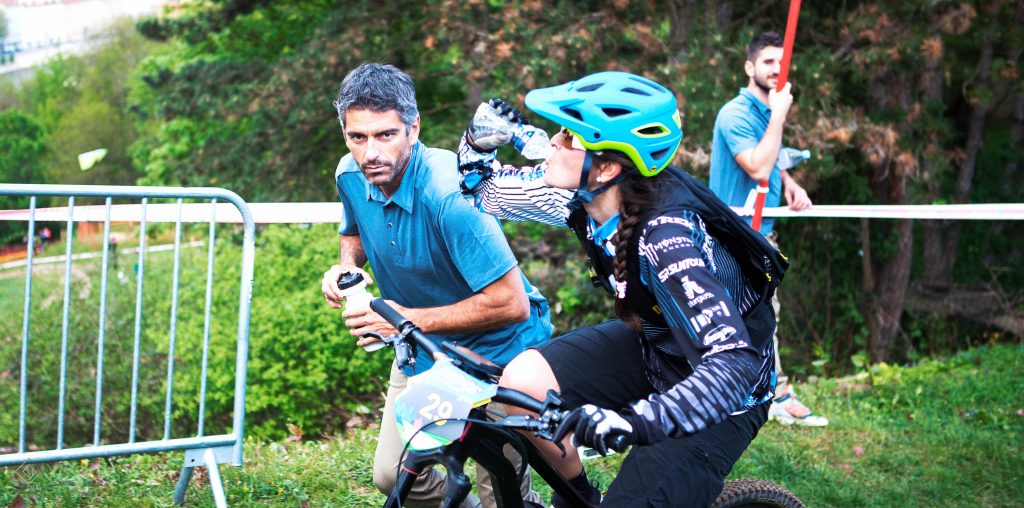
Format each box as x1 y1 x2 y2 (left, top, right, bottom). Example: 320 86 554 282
0 184 255 507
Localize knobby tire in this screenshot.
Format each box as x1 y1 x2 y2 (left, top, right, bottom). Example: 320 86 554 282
710 478 805 508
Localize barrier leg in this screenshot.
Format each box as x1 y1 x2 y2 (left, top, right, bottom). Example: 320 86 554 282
173 465 194 505
177 446 233 506
204 448 228 508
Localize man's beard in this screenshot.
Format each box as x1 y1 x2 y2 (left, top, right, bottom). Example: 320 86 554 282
754 73 776 94
362 144 413 187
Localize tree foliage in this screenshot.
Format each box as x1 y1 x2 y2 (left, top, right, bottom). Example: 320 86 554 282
130 0 1022 369
2 20 161 187
0 110 45 243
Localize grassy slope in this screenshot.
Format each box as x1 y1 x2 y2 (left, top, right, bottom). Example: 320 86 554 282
1 344 1021 507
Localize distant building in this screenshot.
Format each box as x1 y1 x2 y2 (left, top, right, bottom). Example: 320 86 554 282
1 0 170 50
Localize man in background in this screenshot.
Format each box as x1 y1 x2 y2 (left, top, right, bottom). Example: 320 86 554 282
709 32 827 427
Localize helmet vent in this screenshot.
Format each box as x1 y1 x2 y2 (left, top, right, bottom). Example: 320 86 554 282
602 107 633 118
561 107 584 121
650 148 670 161
637 125 667 135
577 83 604 92
628 76 668 93
621 87 652 96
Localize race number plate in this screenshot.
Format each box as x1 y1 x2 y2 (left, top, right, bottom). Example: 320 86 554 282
395 358 497 451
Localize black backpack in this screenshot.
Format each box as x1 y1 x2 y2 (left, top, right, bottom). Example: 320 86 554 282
567 166 789 351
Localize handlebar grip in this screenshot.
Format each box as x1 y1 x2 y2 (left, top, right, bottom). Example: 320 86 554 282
369 298 409 329
608 434 633 453
369 298 444 358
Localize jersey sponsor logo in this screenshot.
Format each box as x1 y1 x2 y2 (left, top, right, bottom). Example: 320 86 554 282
648 216 695 230
702 340 749 358
640 236 696 263
702 324 736 346
680 275 705 300
688 301 732 333
643 235 695 254
697 221 717 274
657 258 705 282
688 293 714 307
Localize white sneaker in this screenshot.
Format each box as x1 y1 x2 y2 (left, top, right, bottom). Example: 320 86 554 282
769 385 829 427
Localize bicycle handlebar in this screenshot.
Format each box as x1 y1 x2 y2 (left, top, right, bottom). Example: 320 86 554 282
368 299 633 456
369 297 444 358
369 297 570 432
608 434 632 453
372 297 629 507
493 387 546 414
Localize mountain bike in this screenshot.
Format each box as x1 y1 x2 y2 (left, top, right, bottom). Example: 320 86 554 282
364 298 804 508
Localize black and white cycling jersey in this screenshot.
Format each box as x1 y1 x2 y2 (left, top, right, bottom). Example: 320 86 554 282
458 134 776 442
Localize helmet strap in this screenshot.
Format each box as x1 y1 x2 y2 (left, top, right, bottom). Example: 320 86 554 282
568 150 627 211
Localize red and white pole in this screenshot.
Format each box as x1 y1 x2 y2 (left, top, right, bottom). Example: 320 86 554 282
750 0 801 232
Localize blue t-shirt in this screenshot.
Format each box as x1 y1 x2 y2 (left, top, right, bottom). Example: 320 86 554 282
335 142 551 373
709 88 782 235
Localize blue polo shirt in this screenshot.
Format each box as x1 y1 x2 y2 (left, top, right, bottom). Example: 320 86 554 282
709 88 782 235
335 142 551 373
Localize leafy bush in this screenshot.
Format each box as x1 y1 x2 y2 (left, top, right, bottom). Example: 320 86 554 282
0 237 170 448
0 222 396 446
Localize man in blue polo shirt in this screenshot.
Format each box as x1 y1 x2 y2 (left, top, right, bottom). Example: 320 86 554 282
710 32 827 427
320 63 550 507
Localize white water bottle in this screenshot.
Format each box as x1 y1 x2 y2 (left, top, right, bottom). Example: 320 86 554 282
777 147 811 170
517 124 553 160
337 271 384 352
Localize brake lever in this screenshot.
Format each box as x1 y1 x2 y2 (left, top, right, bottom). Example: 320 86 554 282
535 390 568 458
360 331 386 343
394 338 416 369
361 331 418 369
499 415 543 430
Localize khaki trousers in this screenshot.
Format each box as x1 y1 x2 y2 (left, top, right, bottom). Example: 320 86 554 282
373 361 542 507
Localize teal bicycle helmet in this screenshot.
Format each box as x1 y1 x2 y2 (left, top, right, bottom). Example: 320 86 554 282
525 71 683 176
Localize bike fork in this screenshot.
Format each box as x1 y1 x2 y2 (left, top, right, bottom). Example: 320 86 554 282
385 452 438 508
385 448 475 508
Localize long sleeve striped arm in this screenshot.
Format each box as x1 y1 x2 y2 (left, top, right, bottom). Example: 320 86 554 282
457 133 574 227
627 213 765 443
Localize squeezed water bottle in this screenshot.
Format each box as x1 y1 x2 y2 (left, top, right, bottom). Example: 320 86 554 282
777 147 811 170
336 271 384 352
516 124 553 160
470 102 552 160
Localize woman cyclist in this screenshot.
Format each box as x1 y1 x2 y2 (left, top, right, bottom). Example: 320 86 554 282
457 72 788 507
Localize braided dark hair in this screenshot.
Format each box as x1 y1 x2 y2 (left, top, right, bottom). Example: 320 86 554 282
593 151 660 331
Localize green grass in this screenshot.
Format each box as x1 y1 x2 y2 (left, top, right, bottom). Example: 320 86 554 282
731 343 1024 507
2 343 1022 507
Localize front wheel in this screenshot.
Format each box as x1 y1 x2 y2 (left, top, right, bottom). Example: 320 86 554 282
710 478 805 508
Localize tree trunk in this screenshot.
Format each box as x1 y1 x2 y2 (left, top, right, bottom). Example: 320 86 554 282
862 64 915 362
930 34 994 287
953 38 993 204
869 219 913 362
860 218 874 293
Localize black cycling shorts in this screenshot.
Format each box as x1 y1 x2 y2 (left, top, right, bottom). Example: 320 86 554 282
535 319 654 408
